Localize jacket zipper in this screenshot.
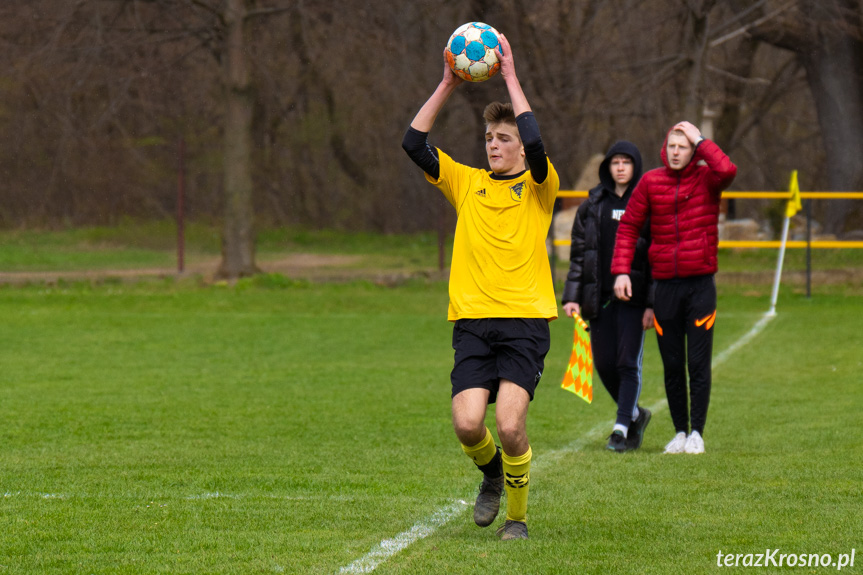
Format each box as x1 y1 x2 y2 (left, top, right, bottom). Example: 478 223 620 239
674 174 680 278
595 195 602 288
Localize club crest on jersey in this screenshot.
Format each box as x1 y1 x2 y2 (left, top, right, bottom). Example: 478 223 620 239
509 182 526 202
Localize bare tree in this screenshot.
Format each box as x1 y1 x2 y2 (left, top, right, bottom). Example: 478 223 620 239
746 0 863 235
218 0 259 277
103 0 287 277
1 0 855 240
680 0 718 123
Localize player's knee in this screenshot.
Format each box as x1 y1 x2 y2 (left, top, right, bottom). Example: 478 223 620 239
452 417 485 445
495 420 525 449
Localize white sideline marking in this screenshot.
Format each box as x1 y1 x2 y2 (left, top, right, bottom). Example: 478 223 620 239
713 312 775 368
184 492 312 501
4 491 68 499
338 500 470 574
533 398 668 470
337 311 772 573
337 399 668 575
185 492 239 500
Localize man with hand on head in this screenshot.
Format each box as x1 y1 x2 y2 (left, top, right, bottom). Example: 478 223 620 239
612 121 736 455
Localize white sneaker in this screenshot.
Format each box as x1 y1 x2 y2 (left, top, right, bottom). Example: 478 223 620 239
684 431 705 454
663 432 688 454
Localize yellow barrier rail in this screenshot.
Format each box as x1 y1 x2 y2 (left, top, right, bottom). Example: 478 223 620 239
553 177 860 304
552 239 863 248
558 190 863 200
554 190 863 249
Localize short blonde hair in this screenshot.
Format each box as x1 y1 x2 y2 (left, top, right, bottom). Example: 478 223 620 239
483 102 516 128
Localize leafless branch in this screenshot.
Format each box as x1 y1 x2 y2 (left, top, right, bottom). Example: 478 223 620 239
710 0 796 47
706 64 771 85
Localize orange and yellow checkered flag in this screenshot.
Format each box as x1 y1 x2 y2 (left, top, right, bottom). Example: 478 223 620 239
561 313 593 403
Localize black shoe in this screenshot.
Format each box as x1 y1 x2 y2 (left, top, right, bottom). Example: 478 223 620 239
473 473 504 527
473 447 503 527
496 519 528 540
606 430 629 452
626 407 652 450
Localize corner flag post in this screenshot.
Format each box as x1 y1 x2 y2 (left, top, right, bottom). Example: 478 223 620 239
768 170 802 316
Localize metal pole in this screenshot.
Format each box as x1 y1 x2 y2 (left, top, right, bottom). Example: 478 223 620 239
768 215 790 316
806 198 812 298
177 137 186 274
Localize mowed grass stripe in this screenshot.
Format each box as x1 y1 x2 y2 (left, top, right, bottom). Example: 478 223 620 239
0 283 860 574
353 295 862 575
338 306 771 573
0 282 454 574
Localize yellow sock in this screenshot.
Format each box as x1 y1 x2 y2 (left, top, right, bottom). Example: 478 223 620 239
502 446 532 522
461 427 497 467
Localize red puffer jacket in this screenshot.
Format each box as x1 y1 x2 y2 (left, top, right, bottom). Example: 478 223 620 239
611 132 736 279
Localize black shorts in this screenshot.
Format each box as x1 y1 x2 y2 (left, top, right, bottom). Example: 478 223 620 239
451 318 551 403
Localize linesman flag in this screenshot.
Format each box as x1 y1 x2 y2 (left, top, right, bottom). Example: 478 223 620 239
561 313 593 403
786 170 802 218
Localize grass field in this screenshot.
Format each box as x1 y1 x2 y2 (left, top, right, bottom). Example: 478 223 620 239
0 223 446 276
0 268 860 574
3 221 863 283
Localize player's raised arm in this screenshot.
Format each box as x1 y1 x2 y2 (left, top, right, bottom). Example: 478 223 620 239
403 53 464 179
410 53 464 133
495 34 529 116
495 34 550 189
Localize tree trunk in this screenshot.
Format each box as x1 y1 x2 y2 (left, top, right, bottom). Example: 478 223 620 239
713 3 761 219
748 0 863 235
217 0 259 279
797 1 863 235
681 4 713 123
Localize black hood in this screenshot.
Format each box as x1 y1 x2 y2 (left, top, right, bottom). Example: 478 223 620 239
597 140 643 196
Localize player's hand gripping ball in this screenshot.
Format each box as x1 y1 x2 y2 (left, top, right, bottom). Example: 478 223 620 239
445 22 502 82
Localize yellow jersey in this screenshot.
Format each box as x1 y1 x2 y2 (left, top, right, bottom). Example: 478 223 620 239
426 149 559 321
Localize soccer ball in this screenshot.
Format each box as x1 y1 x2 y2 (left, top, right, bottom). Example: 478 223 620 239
445 22 501 82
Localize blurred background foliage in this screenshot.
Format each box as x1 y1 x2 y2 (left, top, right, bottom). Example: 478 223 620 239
1 0 861 238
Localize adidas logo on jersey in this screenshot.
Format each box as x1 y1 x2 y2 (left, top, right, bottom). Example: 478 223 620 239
475 188 487 197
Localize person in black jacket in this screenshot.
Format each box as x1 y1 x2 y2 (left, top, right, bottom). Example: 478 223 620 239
562 141 654 452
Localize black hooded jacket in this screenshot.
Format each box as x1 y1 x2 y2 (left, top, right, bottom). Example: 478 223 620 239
561 141 653 320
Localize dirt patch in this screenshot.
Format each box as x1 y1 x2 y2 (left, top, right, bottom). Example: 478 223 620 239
0 253 441 285
717 268 863 285
2 253 860 288
0 267 200 284
261 253 362 271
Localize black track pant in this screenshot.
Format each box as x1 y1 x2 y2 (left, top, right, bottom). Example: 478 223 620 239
589 299 646 429
653 275 716 435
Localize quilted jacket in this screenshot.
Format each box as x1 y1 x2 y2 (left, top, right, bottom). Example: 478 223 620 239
611 131 737 279
562 141 652 319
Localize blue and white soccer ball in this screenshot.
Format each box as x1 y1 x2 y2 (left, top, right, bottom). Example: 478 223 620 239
445 22 501 82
